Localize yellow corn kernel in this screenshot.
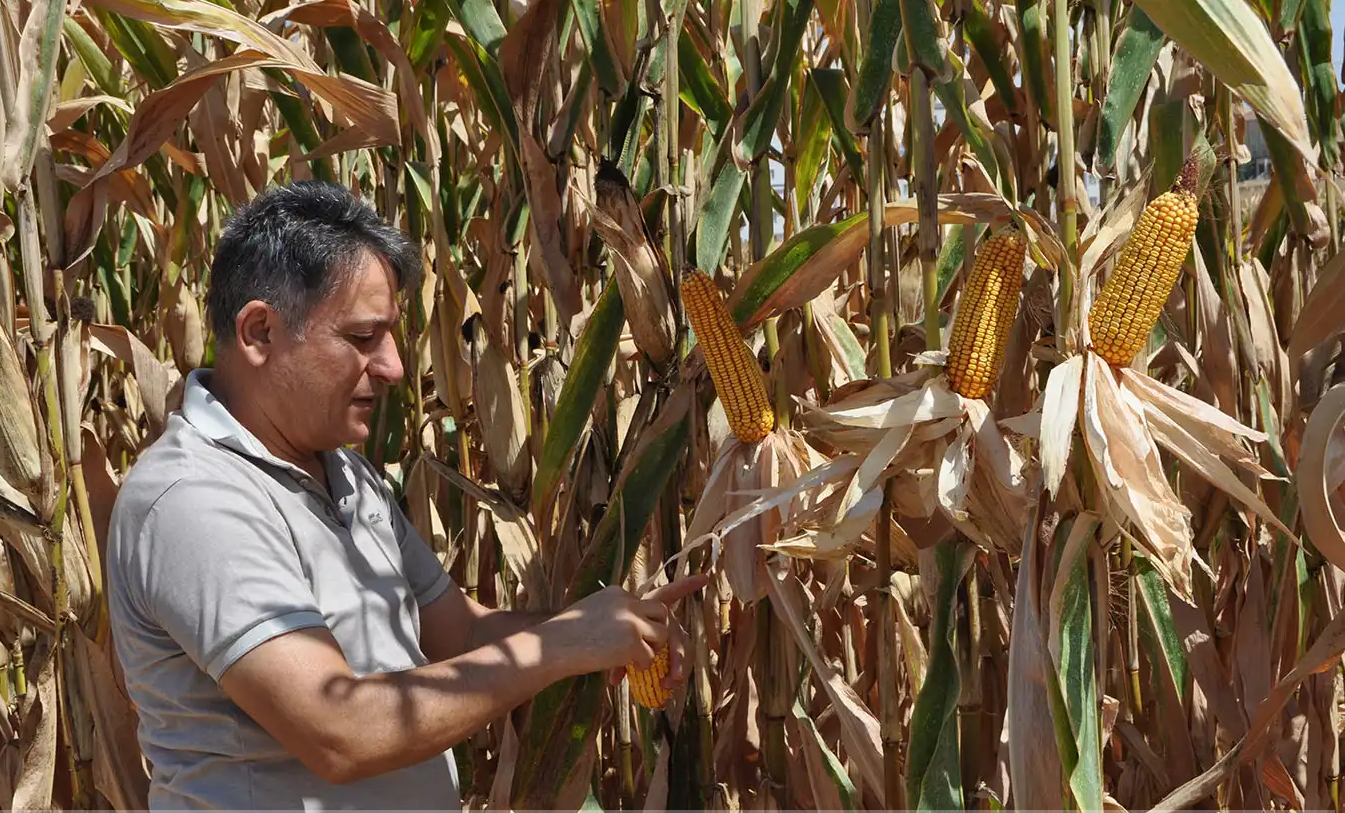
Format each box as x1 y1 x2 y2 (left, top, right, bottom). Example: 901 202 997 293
946 224 1028 399
627 644 672 709
681 270 775 443
1088 163 1201 367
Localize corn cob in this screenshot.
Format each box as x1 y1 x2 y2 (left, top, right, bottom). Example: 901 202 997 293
627 643 672 709
945 224 1028 399
1088 160 1201 367
681 270 775 443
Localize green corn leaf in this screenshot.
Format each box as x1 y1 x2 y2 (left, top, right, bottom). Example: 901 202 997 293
693 160 747 273
405 0 452 70
1051 523 1102 812
571 0 626 97
324 25 377 82
793 700 859 811
1147 97 1187 194
567 389 691 601
533 280 624 517
795 78 833 214
1097 5 1164 169
1298 0 1338 166
1130 0 1315 165
679 29 734 141
64 16 121 95
513 389 692 809
1136 556 1189 702
728 212 865 325
95 8 179 90
1279 0 1306 34
934 223 984 302
509 672 609 810
905 542 972 810
898 0 950 80
1260 112 1327 243
735 0 816 162
848 0 902 130
446 36 520 152
1015 0 1054 127
449 0 508 53
962 0 1018 116
808 68 865 179
3 0 66 189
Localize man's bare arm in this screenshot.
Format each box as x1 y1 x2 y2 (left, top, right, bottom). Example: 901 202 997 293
218 577 707 785
416 581 554 664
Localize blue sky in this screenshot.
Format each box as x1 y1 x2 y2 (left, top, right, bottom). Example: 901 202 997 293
1333 2 1344 77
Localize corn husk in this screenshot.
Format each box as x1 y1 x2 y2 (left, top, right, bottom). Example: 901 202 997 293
0 326 42 502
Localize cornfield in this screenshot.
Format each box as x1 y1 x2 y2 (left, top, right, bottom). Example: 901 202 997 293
3 0 1345 807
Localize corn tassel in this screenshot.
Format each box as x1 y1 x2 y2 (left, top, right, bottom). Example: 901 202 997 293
945 225 1028 399
1088 161 1201 367
681 270 774 443
628 643 672 709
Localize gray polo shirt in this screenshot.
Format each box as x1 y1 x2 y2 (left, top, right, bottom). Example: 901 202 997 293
107 368 461 810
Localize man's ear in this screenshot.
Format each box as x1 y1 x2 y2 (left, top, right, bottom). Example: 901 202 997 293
234 301 283 367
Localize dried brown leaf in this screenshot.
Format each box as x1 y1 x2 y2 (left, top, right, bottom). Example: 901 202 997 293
763 560 885 804
1289 250 1345 381
1299 383 1345 574
1007 503 1066 809
518 132 583 327
497 0 562 127
11 649 56 811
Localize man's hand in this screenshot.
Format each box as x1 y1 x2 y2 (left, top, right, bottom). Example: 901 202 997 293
579 574 711 690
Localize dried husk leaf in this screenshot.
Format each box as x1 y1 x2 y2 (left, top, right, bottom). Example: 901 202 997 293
517 132 583 328
466 315 531 505
588 166 675 369
0 326 42 501
72 626 150 809
11 647 56 811
1041 355 1083 497
164 273 204 375
1085 355 1195 599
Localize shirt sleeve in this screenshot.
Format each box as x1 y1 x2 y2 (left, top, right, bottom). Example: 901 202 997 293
135 476 330 682
390 499 452 608
346 450 453 608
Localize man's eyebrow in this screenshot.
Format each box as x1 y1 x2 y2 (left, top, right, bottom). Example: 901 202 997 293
345 314 399 330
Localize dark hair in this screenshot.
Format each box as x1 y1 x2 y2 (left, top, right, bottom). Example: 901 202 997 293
206 181 421 346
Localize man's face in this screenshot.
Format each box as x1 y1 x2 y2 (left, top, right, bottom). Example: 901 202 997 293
266 250 405 453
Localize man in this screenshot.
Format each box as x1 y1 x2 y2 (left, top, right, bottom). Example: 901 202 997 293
106 181 706 810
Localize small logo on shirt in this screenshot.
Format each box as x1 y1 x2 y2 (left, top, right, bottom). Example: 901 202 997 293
367 511 384 525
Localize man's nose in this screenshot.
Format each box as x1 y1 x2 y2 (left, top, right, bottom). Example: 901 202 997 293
370 330 404 384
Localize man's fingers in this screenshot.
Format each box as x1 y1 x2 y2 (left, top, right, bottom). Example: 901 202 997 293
631 613 669 649
665 622 689 687
635 599 670 625
647 573 711 608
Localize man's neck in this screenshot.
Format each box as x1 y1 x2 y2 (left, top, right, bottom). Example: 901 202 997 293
209 366 329 488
